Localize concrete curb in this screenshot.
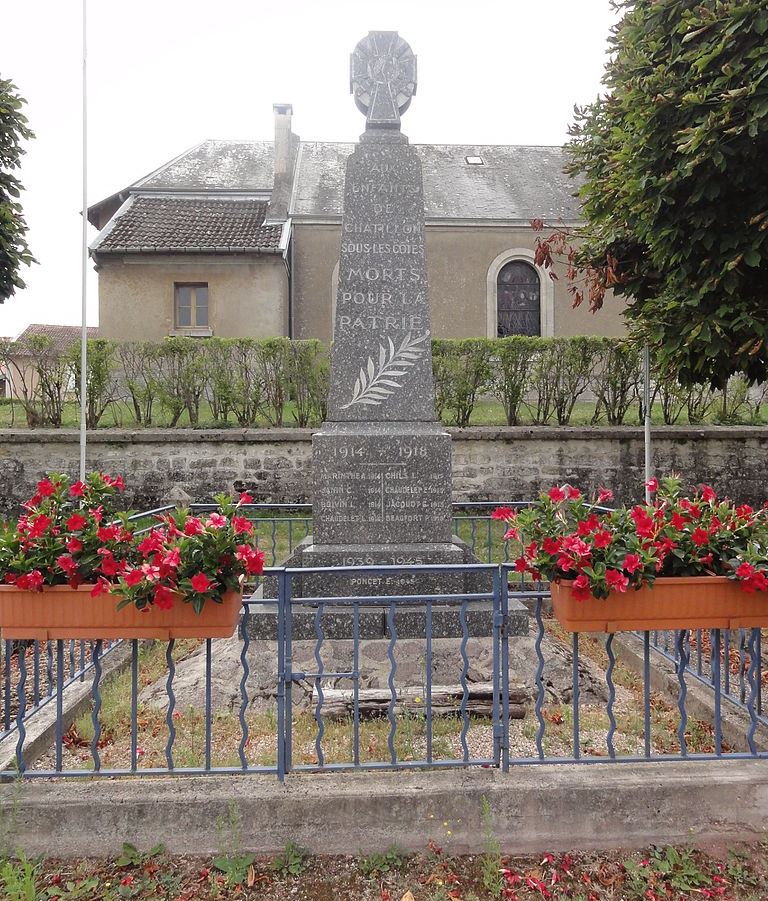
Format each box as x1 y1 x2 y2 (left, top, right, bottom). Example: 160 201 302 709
1 760 767 857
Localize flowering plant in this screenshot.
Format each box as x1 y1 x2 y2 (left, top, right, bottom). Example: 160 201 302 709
0 474 265 613
493 476 768 601
0 471 132 592
110 493 264 613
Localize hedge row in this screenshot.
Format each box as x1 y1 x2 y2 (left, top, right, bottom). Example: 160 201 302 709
0 335 764 429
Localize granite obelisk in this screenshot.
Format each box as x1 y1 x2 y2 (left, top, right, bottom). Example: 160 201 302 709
287 32 474 594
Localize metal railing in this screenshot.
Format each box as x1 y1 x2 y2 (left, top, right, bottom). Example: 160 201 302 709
0 560 765 780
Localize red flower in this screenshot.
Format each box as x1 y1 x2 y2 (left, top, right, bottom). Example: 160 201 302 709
701 484 717 504
503 526 519 541
153 585 175 610
183 517 204 536
103 474 125 491
542 537 562 556
592 529 613 549
670 512 687 531
37 479 55 497
514 557 528 573
90 578 110 598
577 515 600 536
66 537 83 554
598 487 613 503
236 545 265 575
736 504 754 519
69 481 86 498
238 492 253 506
605 569 629 593
571 574 592 601
232 516 254 536
66 513 87 532
97 550 120 577
736 562 755 580
124 568 144 587
29 514 52 538
623 553 642 574
566 486 581 500
557 553 576 572
548 486 566 503
137 532 164 558
644 477 658 493
96 524 119 543
16 571 44 591
630 506 654 538
492 506 515 521
563 534 591 558
56 554 77 574
206 513 228 529
190 572 212 593
691 527 709 547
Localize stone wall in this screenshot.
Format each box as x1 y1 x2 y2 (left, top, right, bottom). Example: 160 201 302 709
0 426 766 514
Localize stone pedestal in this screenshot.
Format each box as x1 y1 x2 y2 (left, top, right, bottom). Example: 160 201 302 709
312 422 452 546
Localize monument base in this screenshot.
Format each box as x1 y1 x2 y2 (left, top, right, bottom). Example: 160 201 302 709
255 535 529 640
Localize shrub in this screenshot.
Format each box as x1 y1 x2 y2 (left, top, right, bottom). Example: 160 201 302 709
590 338 641 425
68 339 120 429
155 338 206 427
258 338 291 427
431 338 493 427
528 336 600 425
491 336 537 425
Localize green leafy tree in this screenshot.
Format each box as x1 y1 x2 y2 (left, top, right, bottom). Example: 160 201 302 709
0 77 35 300
543 1 768 387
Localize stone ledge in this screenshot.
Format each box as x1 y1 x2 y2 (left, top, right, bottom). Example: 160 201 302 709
2 760 767 857
2 425 768 445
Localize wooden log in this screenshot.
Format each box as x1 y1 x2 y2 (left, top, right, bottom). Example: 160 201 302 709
310 682 528 720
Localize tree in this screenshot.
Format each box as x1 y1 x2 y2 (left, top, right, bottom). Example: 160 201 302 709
0 76 35 301
548 1 768 387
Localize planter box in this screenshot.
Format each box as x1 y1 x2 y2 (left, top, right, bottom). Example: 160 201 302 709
551 576 768 633
0 585 243 641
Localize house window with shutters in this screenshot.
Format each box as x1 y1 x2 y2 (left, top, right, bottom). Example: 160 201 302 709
173 283 211 335
496 261 540 337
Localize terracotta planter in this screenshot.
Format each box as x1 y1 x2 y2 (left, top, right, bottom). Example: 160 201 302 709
0 584 243 641
551 576 768 633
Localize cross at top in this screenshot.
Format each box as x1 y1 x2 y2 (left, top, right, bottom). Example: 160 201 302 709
350 32 417 130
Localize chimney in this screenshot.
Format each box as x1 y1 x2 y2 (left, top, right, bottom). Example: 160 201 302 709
265 103 297 226
273 103 294 178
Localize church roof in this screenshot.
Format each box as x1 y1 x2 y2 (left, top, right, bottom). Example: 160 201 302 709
135 140 275 192
91 196 284 254
291 142 580 222
89 138 580 253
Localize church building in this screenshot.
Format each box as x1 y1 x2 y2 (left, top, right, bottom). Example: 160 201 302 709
88 104 625 345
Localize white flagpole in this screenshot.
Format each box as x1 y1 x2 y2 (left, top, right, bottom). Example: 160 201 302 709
643 344 652 503
79 0 88 481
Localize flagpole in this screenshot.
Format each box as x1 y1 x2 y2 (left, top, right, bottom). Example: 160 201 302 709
79 0 88 481
643 344 652 503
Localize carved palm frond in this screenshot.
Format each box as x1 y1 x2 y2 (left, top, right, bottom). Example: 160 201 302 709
341 332 428 409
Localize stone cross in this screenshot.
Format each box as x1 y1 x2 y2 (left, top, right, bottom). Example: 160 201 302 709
350 31 417 129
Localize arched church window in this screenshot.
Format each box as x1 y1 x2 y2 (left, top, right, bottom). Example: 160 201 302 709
497 260 541 337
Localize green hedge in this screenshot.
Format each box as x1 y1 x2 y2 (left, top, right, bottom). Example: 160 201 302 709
0 334 764 428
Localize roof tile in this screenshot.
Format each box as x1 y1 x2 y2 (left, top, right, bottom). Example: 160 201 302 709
94 196 283 254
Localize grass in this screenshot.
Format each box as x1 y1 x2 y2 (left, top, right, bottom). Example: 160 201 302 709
1 842 767 899
2 396 767 430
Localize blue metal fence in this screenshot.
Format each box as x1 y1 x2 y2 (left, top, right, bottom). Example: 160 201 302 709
1 502 766 779
1 560 766 780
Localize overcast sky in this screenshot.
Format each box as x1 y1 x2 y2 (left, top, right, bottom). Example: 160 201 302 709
0 0 619 338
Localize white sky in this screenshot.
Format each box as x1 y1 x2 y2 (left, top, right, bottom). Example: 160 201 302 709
0 0 619 338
